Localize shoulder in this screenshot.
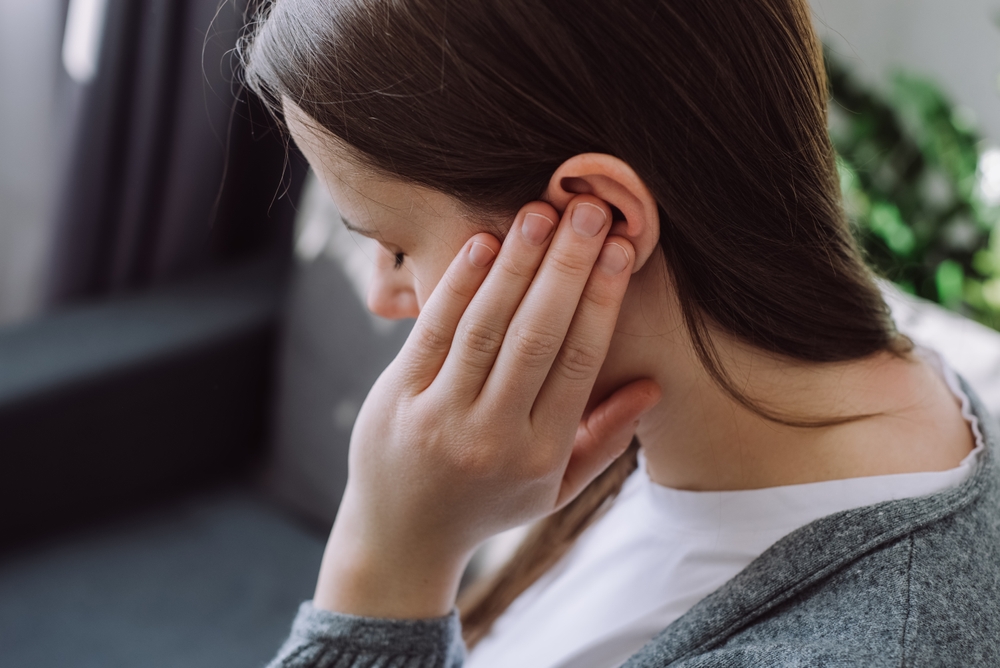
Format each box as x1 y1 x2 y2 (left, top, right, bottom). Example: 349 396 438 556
624 430 1000 668
660 499 1000 667
901 489 1000 664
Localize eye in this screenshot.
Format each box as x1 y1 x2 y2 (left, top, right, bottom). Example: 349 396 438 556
393 251 405 269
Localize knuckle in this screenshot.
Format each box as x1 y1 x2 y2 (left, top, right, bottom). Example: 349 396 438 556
495 253 535 281
511 327 562 366
555 338 605 380
459 321 505 359
579 283 620 310
414 318 452 354
439 268 476 301
546 248 593 276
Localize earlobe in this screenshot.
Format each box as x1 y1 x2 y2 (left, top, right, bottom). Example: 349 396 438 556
544 154 660 272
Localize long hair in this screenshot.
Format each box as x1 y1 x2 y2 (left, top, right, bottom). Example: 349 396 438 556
241 0 907 646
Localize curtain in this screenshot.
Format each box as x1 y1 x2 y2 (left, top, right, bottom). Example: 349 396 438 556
46 0 302 304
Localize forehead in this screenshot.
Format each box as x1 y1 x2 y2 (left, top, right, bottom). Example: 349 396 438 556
284 100 471 233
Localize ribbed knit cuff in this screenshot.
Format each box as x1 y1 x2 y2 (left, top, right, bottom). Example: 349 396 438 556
267 601 464 668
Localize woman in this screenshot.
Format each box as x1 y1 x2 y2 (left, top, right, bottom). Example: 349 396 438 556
244 0 1000 665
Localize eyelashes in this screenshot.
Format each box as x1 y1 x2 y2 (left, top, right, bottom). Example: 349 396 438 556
393 251 405 269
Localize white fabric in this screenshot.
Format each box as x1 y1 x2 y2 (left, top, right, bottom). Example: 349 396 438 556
466 352 984 668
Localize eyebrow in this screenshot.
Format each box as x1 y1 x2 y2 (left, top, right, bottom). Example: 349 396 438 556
340 216 378 238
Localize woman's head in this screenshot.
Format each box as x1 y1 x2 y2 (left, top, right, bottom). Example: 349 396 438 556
245 0 900 403
284 101 661 341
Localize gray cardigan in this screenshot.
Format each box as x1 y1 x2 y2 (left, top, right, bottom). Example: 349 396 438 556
267 379 1000 667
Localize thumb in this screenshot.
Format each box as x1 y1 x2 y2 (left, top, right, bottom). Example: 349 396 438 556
556 378 661 508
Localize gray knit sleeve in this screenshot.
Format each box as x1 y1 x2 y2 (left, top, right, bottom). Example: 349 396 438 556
266 601 465 668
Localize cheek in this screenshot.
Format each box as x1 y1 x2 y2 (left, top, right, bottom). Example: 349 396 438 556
415 283 434 311
411 225 506 311
413 252 459 311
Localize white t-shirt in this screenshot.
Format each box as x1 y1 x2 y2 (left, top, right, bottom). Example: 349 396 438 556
466 352 985 668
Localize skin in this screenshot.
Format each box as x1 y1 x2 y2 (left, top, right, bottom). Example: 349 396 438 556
286 102 975 620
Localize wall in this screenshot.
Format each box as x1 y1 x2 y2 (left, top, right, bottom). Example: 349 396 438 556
810 0 1000 142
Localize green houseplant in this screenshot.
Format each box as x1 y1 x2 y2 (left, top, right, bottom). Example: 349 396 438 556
827 55 1000 330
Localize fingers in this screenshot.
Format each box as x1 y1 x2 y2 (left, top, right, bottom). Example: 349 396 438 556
433 202 561 398
396 233 500 391
555 379 662 508
482 196 620 416
529 234 634 429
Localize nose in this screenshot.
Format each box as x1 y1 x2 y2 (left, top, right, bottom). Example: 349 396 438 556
366 249 419 320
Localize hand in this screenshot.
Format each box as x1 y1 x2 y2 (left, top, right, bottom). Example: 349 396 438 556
315 195 661 618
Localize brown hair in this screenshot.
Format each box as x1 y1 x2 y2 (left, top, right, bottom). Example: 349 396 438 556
242 0 907 646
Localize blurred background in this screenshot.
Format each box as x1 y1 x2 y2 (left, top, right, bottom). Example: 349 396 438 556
0 1 998 666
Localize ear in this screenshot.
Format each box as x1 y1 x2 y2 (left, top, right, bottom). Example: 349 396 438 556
543 153 660 272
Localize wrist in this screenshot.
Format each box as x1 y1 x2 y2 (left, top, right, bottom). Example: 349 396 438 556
313 507 470 619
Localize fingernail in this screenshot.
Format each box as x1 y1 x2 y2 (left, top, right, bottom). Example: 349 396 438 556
469 242 496 267
521 213 556 245
572 202 608 238
597 242 630 275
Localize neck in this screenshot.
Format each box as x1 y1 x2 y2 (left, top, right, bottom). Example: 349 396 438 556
598 256 973 491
